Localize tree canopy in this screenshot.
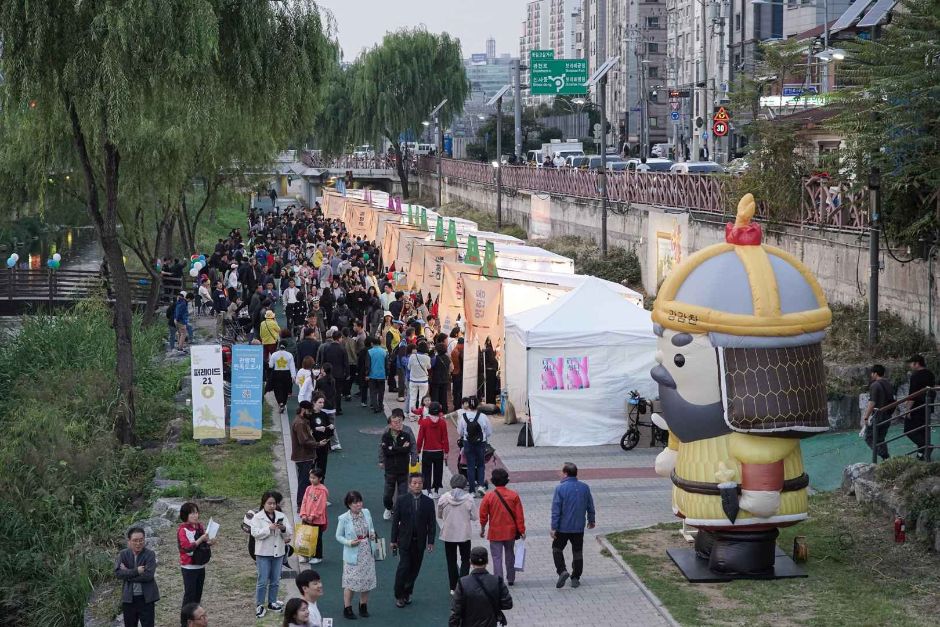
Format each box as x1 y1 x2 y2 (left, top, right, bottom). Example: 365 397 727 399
0 0 337 443
829 0 940 242
316 28 469 197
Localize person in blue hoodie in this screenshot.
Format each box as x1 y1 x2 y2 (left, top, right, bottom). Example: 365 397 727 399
550 462 595 589
174 291 193 353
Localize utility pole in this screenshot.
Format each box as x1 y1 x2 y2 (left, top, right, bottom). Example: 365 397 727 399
512 59 523 163
600 75 609 257
868 167 881 346
496 97 503 227
437 116 443 208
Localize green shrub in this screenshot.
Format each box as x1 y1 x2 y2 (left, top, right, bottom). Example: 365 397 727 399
540 235 643 291
0 300 177 625
875 456 919 483
823 302 936 364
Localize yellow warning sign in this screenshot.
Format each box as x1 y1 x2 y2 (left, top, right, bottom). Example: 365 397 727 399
713 107 731 122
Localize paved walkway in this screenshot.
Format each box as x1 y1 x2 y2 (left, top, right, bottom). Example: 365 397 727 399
276 375 677 626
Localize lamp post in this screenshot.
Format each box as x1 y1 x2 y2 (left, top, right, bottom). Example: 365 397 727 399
587 58 619 258
487 86 512 229
427 99 448 209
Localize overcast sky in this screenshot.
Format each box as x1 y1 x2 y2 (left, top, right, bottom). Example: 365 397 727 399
318 0 523 61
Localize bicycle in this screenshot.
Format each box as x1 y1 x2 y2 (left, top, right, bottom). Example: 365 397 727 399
620 390 669 451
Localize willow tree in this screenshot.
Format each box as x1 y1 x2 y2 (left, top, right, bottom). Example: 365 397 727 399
322 29 468 198
0 0 335 444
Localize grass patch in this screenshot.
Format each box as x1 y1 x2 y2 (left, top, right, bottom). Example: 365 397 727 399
437 200 529 240
606 492 940 626
823 302 936 365
160 407 277 499
0 300 182 625
540 235 644 292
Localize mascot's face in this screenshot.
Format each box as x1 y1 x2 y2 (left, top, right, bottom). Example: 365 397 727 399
651 327 730 442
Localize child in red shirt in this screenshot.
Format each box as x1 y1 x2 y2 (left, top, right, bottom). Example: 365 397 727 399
417 401 450 497
299 468 329 563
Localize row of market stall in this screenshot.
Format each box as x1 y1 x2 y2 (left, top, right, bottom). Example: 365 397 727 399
321 188 658 447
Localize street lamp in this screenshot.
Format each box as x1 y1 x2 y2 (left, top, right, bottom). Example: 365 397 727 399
586 57 619 258
487 85 512 228
427 100 448 208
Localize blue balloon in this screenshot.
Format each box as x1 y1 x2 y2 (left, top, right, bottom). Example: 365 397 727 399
47 259 54 268
138 278 150 286
6 258 14 268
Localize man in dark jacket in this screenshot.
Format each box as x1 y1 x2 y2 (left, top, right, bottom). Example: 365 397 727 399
318 330 348 414
379 410 415 520
297 328 320 366
449 546 512 627
115 526 160 627
391 473 436 608
430 342 452 413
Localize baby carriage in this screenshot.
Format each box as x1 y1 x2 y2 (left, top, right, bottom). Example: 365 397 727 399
456 442 497 490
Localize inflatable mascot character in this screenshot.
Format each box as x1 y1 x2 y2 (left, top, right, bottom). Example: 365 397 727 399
650 193 831 576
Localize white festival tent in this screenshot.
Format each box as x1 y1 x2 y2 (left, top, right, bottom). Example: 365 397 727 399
504 277 658 447
497 268 644 308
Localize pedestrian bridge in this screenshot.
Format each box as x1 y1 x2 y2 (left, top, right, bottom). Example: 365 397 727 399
0 268 181 315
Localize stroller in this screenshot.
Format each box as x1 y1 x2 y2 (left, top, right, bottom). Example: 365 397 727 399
456 442 497 490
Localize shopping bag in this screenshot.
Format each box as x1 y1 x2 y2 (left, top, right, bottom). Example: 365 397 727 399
513 538 526 572
409 460 422 474
295 524 319 558
372 536 387 561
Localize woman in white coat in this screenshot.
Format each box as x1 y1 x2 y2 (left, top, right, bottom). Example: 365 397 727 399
334 490 377 620
437 473 477 592
250 491 293 619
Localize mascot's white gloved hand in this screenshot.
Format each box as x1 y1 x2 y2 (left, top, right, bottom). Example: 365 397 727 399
650 414 677 477
739 490 781 518
654 447 678 477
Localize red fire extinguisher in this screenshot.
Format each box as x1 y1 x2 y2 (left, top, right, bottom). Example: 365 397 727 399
894 514 906 543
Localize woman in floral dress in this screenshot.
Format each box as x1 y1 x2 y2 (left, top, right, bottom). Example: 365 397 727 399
334 490 376 619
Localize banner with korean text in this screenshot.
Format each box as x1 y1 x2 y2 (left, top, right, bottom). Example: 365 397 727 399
463 276 503 352
439 262 481 332
230 344 264 440
191 345 225 440
421 246 459 300
343 200 376 241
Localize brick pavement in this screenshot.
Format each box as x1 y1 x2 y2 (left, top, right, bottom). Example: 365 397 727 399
279 385 679 626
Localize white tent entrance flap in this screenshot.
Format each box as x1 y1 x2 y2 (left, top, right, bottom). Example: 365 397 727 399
505 277 658 446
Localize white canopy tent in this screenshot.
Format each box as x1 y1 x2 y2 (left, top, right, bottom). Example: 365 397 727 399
504 278 658 446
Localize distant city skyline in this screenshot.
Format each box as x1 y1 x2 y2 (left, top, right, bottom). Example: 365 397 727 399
317 0 522 61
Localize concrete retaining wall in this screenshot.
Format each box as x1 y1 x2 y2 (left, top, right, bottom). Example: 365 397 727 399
419 172 938 341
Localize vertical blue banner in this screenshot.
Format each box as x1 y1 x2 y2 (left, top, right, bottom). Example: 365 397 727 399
230 344 264 440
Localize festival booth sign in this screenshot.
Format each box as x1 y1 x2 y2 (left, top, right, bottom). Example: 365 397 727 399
191 345 225 440
396 229 432 275
439 262 482 332
504 277 657 447
382 222 423 271
462 276 503 404
321 189 345 219
374 211 401 243
420 246 460 297
343 199 378 241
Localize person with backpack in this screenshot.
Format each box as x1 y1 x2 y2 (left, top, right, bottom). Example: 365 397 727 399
478 468 525 587
448 546 512 627
177 502 214 608
861 364 896 462
166 297 179 351
457 398 493 496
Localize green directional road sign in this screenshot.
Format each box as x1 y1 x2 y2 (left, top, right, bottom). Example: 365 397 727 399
530 57 589 95
530 49 554 61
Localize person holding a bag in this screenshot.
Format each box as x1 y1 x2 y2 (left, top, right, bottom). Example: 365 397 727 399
438 474 477 593
251 491 293 619
478 468 526 587
177 502 215 608
457 398 493 496
299 468 329 564
448 547 512 627
335 490 376 620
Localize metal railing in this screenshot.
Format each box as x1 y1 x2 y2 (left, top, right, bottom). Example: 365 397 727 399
867 385 938 463
301 152 418 173
416 157 871 231
0 268 180 306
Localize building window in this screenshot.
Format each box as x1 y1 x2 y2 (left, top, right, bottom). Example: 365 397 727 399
735 13 741 30
648 42 659 54
649 116 659 128
647 65 659 78
646 16 660 28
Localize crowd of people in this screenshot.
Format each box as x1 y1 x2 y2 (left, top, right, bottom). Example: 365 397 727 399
118 198 600 627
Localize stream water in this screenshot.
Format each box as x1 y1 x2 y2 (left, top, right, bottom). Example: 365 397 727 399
0 226 103 335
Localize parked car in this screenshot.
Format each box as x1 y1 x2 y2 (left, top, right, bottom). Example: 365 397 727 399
587 155 626 171
624 158 675 172
669 161 727 174
566 155 591 169
726 158 750 175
